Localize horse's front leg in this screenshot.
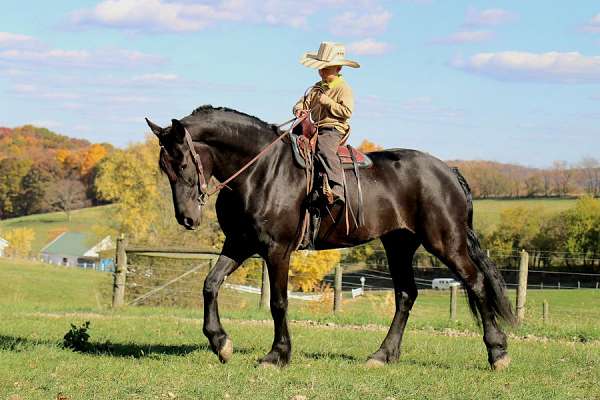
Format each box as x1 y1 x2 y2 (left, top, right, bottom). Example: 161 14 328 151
259 247 292 367
203 240 254 363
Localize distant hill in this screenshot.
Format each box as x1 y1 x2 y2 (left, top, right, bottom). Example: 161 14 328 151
0 125 114 219
0 125 96 161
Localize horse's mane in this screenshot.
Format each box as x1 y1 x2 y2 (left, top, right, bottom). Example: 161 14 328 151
190 105 272 130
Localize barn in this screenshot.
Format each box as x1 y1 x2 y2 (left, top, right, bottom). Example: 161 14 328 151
0 236 8 257
39 232 114 271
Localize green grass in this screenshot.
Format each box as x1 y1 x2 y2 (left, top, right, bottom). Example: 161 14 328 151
0 205 117 253
1 259 600 399
473 198 576 229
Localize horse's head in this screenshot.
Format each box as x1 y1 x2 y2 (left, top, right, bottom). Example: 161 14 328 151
146 117 209 230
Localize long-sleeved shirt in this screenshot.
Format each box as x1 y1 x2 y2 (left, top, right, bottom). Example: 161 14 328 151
292 75 354 134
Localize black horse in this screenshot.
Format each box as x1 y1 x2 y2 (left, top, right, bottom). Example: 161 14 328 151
145 105 515 370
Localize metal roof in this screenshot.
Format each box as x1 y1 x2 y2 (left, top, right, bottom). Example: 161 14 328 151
40 232 96 257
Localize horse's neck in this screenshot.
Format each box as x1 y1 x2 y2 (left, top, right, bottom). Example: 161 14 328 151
189 118 286 185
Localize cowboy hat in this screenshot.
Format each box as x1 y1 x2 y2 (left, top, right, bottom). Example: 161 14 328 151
300 42 360 69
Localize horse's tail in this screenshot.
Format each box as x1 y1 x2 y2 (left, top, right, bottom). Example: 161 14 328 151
451 167 516 326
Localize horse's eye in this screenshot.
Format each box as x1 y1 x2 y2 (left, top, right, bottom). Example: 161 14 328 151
180 163 188 170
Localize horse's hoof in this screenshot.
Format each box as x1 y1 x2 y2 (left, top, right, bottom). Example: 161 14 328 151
491 355 511 371
218 337 233 363
365 358 385 368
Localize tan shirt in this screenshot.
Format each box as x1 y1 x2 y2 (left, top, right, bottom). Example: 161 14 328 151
292 75 354 134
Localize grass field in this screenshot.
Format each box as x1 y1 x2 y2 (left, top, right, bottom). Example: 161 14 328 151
1 258 599 399
473 198 576 231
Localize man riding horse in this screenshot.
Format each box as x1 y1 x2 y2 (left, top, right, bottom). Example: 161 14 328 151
293 42 360 204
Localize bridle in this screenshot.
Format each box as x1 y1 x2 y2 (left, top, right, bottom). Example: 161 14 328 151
182 116 303 205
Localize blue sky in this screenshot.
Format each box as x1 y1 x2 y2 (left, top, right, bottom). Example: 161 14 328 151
1 0 599 167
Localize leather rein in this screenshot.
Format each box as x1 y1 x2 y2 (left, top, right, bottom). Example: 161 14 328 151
183 115 305 205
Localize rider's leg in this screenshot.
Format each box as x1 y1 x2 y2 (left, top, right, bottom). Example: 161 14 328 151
315 128 345 202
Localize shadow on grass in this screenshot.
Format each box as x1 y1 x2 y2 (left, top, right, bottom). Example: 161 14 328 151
0 334 253 358
301 351 358 362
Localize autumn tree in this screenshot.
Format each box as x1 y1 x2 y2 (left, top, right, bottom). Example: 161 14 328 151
46 178 88 221
0 158 32 217
289 249 341 291
3 228 35 258
580 157 600 197
357 139 383 153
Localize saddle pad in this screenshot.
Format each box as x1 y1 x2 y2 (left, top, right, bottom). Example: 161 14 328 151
290 133 373 170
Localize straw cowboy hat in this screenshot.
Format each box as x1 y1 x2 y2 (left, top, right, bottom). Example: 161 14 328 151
300 42 360 69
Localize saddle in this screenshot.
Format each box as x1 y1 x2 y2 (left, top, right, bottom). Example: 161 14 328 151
289 120 370 251
290 133 373 169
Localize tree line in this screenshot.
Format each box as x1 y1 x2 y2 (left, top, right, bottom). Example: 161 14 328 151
0 125 112 220
448 159 600 199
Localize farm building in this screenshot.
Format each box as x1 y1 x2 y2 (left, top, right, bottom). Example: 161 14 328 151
39 232 114 271
0 236 8 257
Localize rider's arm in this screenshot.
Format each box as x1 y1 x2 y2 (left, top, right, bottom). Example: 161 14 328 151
318 85 353 119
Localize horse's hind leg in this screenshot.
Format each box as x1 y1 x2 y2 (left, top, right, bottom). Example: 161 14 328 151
367 230 420 367
423 227 513 370
259 245 292 367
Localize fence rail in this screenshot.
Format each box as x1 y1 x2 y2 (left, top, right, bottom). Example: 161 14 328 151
112 240 600 323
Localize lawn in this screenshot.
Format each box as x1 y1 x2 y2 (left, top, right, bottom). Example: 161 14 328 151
1 258 599 399
473 198 576 230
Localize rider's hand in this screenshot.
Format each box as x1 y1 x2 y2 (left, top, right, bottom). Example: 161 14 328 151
296 109 309 118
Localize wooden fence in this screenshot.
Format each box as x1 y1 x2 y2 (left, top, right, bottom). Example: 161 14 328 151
112 240 581 323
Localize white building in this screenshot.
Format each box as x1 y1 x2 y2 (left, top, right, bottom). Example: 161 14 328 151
40 232 114 270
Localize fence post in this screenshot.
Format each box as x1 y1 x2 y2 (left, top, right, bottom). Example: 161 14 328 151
334 263 342 314
577 281 581 289
112 236 127 308
542 300 549 324
260 260 270 310
596 282 599 289
516 249 529 324
450 285 458 321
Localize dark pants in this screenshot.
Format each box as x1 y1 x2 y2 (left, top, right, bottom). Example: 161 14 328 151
316 128 345 197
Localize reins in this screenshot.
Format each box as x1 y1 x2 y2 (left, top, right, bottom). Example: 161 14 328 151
184 115 305 205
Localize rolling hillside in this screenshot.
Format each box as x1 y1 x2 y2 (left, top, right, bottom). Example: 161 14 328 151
0 205 117 253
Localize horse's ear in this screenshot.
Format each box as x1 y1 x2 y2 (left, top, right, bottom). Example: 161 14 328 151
145 118 164 138
171 119 186 143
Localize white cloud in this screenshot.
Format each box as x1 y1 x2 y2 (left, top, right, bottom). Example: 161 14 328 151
430 30 493 45
0 32 39 48
0 48 165 69
330 9 391 36
463 8 517 27
132 73 179 82
71 0 237 32
451 51 600 84
70 0 377 32
347 38 391 55
581 13 600 34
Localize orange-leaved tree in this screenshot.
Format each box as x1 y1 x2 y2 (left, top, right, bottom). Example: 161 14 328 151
289 249 341 292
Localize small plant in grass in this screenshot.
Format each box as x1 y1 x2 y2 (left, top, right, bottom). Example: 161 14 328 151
63 321 91 352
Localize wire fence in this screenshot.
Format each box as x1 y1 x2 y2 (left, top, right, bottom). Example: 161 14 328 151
113 242 600 315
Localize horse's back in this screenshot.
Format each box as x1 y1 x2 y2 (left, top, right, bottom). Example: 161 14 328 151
336 147 468 240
